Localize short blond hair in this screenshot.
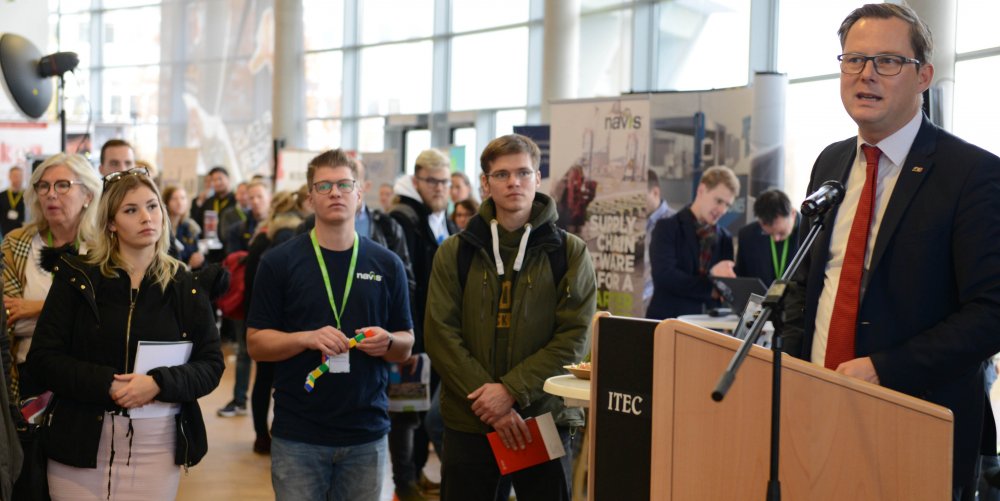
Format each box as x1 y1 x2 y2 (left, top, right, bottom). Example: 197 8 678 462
699 166 740 195
414 149 450 176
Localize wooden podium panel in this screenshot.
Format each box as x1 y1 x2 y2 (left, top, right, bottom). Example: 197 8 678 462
589 316 953 501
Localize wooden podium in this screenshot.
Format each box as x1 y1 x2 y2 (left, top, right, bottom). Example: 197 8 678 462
587 315 953 500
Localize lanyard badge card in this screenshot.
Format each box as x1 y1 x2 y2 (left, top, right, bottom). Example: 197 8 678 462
304 329 374 392
304 229 365 393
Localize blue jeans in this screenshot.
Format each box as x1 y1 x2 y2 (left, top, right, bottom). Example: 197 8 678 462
271 435 387 501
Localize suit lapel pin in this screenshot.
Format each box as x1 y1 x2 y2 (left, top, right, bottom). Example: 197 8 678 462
912 166 924 173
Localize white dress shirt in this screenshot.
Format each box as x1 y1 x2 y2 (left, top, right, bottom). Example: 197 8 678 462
811 110 923 367
428 210 449 244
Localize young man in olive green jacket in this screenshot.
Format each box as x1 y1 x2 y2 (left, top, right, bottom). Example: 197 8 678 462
425 134 597 501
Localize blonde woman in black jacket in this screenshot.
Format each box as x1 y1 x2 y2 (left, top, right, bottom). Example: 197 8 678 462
27 169 224 500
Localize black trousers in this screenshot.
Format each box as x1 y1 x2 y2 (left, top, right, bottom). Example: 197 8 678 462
389 411 430 488
440 426 574 501
250 360 274 438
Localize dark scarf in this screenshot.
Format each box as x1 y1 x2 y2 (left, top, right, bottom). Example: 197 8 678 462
695 222 718 276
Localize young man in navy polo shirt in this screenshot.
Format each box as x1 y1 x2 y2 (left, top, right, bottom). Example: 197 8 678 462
247 149 415 501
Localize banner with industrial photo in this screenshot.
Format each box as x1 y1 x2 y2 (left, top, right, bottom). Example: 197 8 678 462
548 96 652 318
548 75 785 318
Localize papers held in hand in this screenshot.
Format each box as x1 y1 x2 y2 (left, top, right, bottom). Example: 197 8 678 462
487 412 566 475
128 340 193 419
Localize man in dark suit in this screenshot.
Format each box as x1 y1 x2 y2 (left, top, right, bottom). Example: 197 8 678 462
781 5 1000 499
645 166 739 320
734 189 800 286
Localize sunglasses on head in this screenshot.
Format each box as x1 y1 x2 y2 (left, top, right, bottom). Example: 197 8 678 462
102 167 150 189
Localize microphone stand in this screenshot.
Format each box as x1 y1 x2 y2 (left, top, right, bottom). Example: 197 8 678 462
711 214 827 501
58 74 66 152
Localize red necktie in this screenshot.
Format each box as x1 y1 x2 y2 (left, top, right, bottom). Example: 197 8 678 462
825 145 880 370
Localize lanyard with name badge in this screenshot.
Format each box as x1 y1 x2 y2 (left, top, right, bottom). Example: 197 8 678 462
7 190 21 220
769 236 789 279
304 229 359 392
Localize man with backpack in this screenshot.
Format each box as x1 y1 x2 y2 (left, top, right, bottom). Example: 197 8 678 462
388 148 457 500
425 134 597 500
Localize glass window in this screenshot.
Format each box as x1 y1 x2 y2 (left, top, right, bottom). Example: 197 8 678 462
102 0 160 8
579 9 632 98
48 13 60 54
404 129 431 175
957 0 1000 53
55 13 92 64
130 123 159 161
360 0 433 44
56 0 92 14
305 51 343 117
582 0 629 13
452 126 478 180
102 66 160 123
495 109 527 137
304 0 344 50
103 7 161 67
452 0 529 32
359 117 386 152
307 119 342 151
953 56 1000 157
778 0 868 79
656 0 750 90
450 28 529 110
783 78 857 203
359 41 433 115
65 69 92 122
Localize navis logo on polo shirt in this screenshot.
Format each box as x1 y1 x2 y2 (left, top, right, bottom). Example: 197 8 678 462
356 270 383 282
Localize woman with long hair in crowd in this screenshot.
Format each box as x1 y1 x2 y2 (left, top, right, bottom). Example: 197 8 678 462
162 185 206 270
450 198 478 231
27 168 223 500
2 153 101 404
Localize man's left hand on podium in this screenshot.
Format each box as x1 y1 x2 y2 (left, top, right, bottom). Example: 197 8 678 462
835 357 880 385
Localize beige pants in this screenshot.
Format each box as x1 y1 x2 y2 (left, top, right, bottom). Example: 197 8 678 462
48 413 181 501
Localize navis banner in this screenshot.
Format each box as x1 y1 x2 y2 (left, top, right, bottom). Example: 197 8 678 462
549 98 650 318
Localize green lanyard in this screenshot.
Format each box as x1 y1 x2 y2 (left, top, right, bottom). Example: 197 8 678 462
8 190 22 209
47 230 80 249
235 206 247 222
213 197 230 214
310 229 359 331
770 236 790 279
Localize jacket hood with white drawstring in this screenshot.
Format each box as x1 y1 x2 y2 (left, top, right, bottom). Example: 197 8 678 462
426 191 597 434
459 191 562 273
392 174 422 202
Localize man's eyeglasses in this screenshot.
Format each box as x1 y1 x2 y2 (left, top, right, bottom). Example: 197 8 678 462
415 176 450 188
484 169 536 182
312 179 357 194
34 179 85 196
838 53 920 76
102 167 150 188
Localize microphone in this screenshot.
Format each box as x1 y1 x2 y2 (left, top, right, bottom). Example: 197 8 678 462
37 52 79 78
800 180 845 217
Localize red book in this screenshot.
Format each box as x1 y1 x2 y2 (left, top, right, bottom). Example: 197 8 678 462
487 412 566 475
